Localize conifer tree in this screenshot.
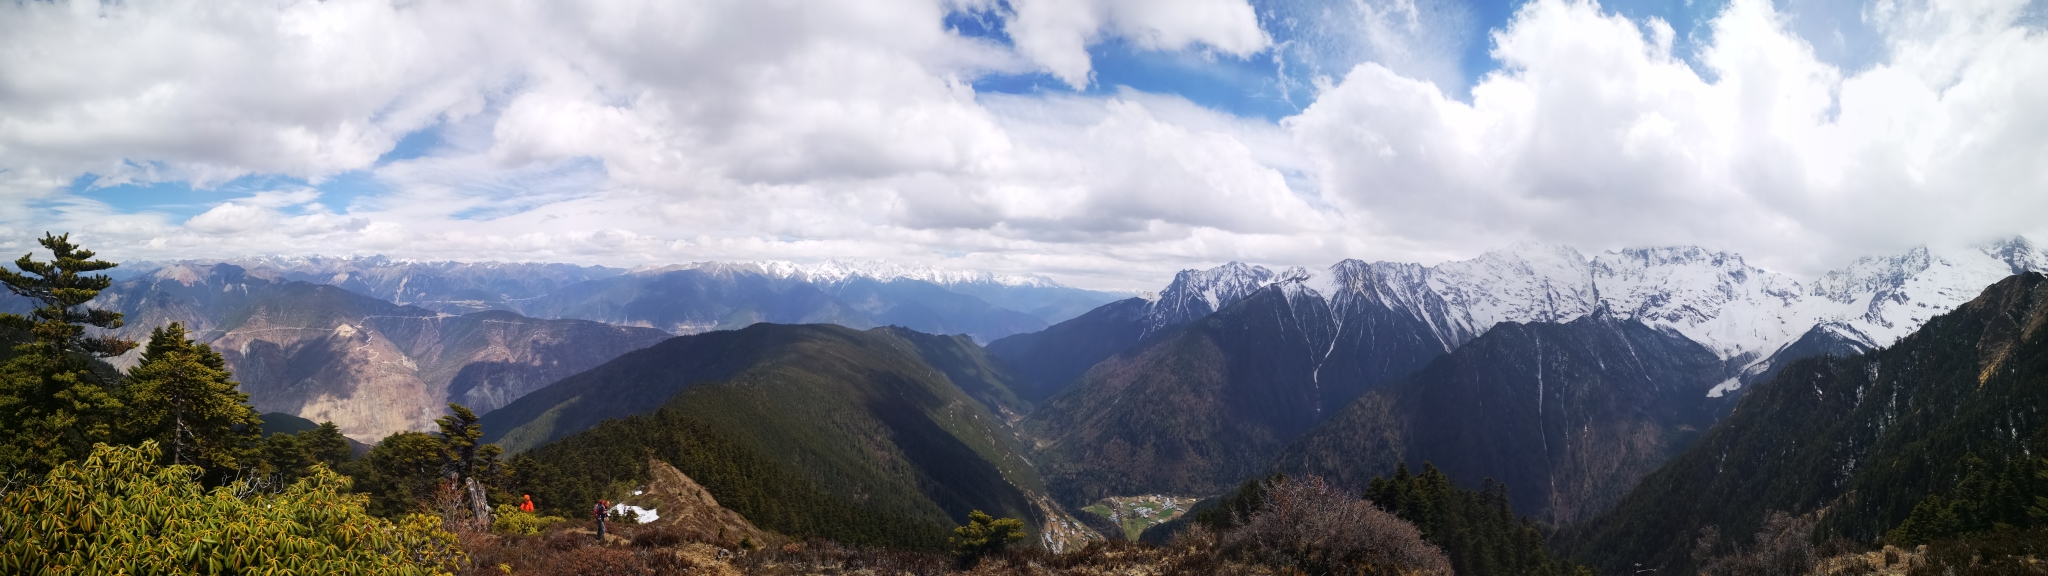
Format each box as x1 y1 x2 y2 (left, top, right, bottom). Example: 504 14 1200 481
435 402 502 484
349 431 449 518
0 233 137 473
124 322 263 479
299 421 355 468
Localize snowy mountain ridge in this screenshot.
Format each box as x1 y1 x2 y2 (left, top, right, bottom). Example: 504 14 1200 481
1145 237 2048 376
1140 261 1277 336
649 259 1068 289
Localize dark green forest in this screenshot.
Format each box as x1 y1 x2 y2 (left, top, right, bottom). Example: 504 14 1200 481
508 404 954 550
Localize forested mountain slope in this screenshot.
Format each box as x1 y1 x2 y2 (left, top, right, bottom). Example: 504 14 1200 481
486 323 1061 549
1566 272 2048 574
1274 312 1727 524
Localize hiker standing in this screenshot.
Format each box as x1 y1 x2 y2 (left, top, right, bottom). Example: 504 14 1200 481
520 494 535 513
594 499 610 540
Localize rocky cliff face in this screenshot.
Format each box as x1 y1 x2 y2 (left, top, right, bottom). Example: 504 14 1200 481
89 264 670 441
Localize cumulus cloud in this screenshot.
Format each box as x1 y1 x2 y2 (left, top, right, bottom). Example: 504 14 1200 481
1005 0 1271 87
0 0 2043 290
1291 0 2048 275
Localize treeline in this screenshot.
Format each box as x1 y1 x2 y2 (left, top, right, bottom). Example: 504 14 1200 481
509 403 953 551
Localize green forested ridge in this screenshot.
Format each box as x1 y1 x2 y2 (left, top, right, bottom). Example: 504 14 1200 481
882 326 1031 416
1568 272 2048 574
259 410 322 436
487 323 1048 549
509 392 953 550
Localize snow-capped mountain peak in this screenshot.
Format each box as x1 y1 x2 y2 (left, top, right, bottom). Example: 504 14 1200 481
1142 261 1276 335
1591 246 1807 359
1426 242 1597 335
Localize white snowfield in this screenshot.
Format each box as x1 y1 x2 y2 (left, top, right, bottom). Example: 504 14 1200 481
611 503 659 524
1143 237 2048 395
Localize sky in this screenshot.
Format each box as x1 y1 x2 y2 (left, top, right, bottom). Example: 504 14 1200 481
0 0 2044 291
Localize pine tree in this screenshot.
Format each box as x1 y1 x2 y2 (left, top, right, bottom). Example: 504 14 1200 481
259 420 356 485
348 431 449 518
124 322 262 480
435 402 502 485
298 421 355 468
0 233 137 473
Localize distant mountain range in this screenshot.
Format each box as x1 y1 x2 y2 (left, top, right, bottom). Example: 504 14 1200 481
1002 236 2048 517
998 237 2047 404
115 256 1124 343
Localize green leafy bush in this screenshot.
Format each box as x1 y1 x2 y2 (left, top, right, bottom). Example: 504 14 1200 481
491 504 564 536
0 441 464 575
951 509 1025 560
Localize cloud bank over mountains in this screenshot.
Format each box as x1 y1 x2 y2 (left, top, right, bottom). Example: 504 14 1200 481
0 0 2042 290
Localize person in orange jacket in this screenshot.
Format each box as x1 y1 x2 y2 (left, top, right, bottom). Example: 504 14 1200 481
520 494 535 513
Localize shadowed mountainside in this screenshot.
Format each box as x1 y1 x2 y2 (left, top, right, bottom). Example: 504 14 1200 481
1275 312 1727 525
1566 272 2048 574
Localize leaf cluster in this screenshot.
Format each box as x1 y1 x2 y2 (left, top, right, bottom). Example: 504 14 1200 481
951 509 1025 560
0 441 462 575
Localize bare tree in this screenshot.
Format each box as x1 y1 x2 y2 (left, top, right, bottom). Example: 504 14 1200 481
1219 475 1454 575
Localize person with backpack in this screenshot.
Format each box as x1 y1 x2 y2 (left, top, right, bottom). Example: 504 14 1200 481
594 499 610 540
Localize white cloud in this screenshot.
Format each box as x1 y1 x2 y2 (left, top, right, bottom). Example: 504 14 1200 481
1006 0 1270 87
1290 0 2048 276
0 0 2043 290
